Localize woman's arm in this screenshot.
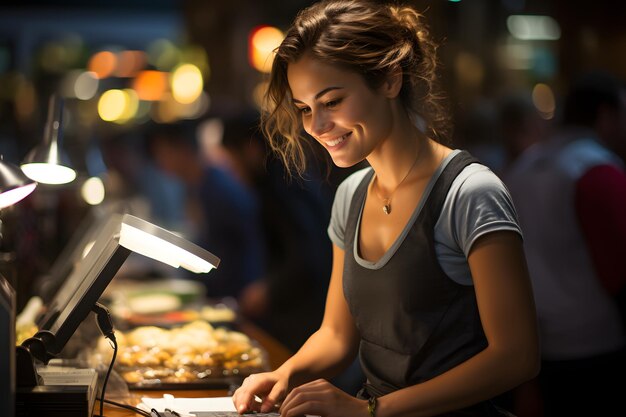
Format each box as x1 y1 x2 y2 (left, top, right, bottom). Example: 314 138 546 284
374 230 540 417
233 243 361 413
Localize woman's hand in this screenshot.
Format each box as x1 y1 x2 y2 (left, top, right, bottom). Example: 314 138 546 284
279 379 369 417
232 371 288 414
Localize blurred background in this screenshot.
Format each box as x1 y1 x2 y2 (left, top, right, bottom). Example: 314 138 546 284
0 0 624 346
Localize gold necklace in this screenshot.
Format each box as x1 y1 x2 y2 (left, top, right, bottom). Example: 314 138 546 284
372 146 421 215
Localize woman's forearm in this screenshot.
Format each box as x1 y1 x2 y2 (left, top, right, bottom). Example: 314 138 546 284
376 343 539 417
277 325 359 389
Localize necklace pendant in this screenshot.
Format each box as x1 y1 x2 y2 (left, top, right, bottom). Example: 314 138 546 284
383 204 391 215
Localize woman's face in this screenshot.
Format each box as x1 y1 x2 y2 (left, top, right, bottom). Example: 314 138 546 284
287 54 396 168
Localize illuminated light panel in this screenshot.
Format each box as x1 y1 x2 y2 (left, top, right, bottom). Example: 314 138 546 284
119 222 215 273
88 51 117 79
507 15 561 41
132 70 167 101
171 64 203 104
249 25 284 73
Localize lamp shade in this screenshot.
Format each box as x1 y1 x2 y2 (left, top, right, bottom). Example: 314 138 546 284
0 158 37 209
21 95 76 185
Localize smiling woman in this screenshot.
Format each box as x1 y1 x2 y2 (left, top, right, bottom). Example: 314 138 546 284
232 1 539 416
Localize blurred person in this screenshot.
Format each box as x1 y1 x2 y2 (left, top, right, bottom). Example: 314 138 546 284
455 98 506 174
232 1 539 416
505 71 626 416
145 120 266 299
220 112 334 353
497 92 550 173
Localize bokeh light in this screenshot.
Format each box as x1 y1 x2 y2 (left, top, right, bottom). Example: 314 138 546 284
132 70 167 101
532 83 556 119
81 176 106 205
249 25 284 73
88 51 117 79
171 63 203 104
98 89 128 122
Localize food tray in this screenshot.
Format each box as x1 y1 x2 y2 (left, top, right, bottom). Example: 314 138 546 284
95 320 269 390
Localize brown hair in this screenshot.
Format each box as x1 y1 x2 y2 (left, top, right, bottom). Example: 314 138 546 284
262 0 449 176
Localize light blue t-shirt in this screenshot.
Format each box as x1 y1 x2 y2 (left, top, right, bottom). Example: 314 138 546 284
327 150 522 285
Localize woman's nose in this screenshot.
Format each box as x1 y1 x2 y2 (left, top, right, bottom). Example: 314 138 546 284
308 110 333 137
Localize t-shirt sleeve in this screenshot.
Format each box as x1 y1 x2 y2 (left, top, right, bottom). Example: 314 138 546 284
444 164 523 258
327 168 371 250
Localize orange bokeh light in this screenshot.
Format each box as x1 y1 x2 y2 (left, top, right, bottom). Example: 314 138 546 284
132 70 167 101
87 51 117 79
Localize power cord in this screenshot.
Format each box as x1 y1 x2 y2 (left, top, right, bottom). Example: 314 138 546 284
92 302 117 417
96 397 151 417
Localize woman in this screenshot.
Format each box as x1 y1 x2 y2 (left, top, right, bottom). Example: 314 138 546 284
233 1 539 415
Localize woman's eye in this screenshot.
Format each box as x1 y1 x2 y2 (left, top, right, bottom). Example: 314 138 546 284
325 98 342 108
298 107 311 115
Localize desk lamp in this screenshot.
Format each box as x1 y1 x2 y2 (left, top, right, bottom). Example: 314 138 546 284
21 94 77 185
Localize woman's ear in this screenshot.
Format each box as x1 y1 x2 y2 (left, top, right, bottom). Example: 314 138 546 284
381 66 403 98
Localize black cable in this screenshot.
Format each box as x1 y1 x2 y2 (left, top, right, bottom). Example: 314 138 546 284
94 334 117 417
92 302 117 417
96 397 151 417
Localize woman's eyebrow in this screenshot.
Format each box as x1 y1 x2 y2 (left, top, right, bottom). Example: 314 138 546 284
292 86 344 103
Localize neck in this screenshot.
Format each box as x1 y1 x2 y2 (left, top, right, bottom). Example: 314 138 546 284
368 120 429 193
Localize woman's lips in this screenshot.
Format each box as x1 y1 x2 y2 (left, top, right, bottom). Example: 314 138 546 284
324 132 351 148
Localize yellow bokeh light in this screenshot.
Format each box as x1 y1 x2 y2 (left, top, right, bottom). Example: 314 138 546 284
171 64 203 104
81 176 106 205
249 26 284 73
98 89 128 122
119 88 139 122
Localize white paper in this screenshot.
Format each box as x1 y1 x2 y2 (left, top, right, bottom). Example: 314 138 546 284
139 396 237 416
139 395 318 416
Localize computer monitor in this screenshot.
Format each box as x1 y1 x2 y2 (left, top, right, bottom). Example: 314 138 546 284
34 202 129 305
21 213 220 365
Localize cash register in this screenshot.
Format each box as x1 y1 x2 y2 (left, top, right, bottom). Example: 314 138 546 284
14 213 220 417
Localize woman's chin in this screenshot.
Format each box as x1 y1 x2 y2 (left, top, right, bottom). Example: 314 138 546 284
330 156 364 169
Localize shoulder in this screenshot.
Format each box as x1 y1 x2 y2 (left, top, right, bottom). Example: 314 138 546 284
438 161 521 255
449 162 512 201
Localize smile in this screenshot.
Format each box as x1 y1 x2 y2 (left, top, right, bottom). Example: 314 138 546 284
325 132 351 147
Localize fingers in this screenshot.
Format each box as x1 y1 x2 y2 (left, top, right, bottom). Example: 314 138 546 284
232 373 286 415
232 374 264 414
260 380 287 413
280 379 331 416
